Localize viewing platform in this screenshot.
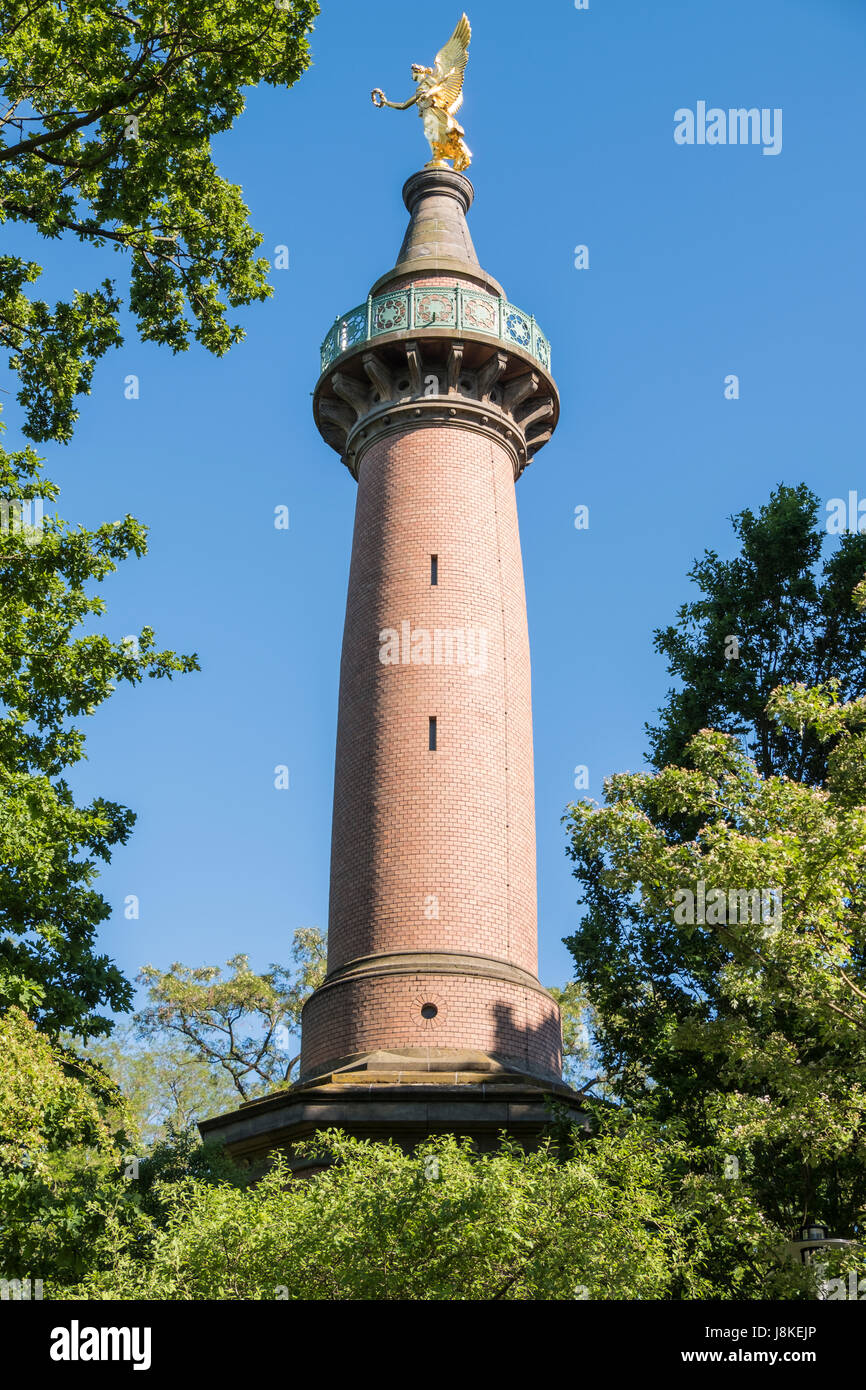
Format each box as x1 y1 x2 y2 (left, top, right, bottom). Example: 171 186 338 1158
321 283 552 375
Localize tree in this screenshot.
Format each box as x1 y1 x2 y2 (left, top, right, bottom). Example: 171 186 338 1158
135 927 327 1101
546 980 598 1091
0 436 197 1039
565 489 866 1248
0 1005 253 1290
564 682 866 1244
0 0 319 443
0 1005 140 1281
52 1120 812 1301
0 1 321 1037
648 484 866 784
83 1023 241 1145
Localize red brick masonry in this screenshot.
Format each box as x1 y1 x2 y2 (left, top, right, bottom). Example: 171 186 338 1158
300 415 563 1082
302 971 563 1082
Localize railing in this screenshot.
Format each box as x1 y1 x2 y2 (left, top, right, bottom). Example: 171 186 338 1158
320 285 551 375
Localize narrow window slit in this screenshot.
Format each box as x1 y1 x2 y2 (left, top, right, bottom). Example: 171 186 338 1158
430 554 438 585
428 716 437 751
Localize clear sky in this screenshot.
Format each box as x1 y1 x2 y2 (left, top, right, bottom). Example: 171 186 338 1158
7 0 865 1014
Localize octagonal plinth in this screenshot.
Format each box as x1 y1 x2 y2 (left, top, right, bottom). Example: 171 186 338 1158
199 1054 591 1176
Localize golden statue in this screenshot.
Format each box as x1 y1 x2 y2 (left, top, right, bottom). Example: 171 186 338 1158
371 14 472 173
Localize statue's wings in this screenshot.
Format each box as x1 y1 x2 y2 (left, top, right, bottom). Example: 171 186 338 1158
434 13 471 113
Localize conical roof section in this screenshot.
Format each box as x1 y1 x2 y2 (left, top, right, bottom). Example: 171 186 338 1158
370 167 505 299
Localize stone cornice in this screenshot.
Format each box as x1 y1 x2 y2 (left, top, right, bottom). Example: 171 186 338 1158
314 332 559 480
198 1078 592 1171
320 949 554 997
346 395 527 479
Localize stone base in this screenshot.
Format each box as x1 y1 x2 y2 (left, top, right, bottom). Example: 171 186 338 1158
198 1050 591 1176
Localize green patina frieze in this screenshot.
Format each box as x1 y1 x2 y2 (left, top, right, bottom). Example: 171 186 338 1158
321 284 551 375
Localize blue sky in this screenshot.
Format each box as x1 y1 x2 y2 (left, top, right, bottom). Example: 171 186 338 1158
6 0 865 1013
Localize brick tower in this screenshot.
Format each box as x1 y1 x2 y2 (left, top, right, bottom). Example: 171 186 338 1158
201 168 587 1167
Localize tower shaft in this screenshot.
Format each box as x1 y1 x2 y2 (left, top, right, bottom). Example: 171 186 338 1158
301 412 559 1079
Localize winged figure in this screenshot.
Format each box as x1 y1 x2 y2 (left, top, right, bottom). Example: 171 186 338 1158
371 14 473 173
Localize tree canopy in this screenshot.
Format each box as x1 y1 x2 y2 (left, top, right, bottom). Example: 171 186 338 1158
648 484 866 783
0 0 320 1038
566 546 866 1246
50 1121 817 1301
135 928 327 1100
1 0 319 443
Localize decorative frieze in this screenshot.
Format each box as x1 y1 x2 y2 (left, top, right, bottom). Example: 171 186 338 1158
321 284 552 374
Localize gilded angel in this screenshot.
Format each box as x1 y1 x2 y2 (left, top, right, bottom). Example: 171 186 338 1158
371 14 473 173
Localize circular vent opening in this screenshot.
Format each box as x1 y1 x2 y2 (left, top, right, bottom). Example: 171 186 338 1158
420 1003 438 1020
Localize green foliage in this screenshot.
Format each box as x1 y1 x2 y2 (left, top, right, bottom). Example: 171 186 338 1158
0 0 319 443
83 1023 242 1145
0 1007 253 1288
575 486 866 1246
648 484 866 783
565 688 866 1241
0 436 198 1039
0 999 813 1301
769 680 866 811
546 980 598 1091
0 1005 142 1281
52 1121 807 1301
135 927 327 1099
0 4 319 1031
130 1124 251 1228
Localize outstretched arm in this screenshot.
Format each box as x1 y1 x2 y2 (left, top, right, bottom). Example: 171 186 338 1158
371 89 418 110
